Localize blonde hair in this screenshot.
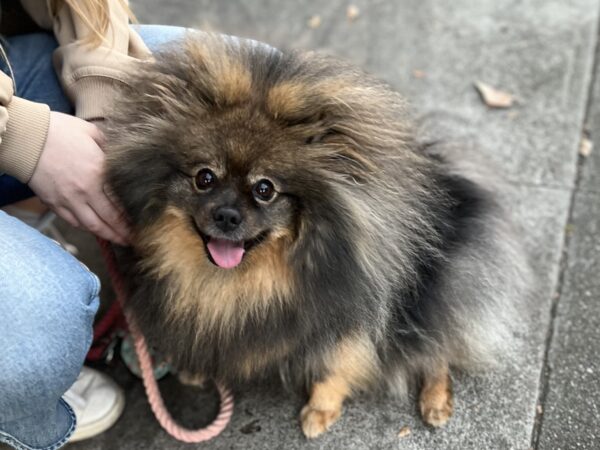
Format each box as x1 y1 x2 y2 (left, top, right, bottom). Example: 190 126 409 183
50 0 136 47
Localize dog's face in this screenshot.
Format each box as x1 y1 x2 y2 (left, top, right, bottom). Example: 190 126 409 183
161 107 308 269
186 162 284 270
107 35 418 275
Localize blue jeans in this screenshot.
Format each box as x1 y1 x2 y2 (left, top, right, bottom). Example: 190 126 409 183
0 25 185 450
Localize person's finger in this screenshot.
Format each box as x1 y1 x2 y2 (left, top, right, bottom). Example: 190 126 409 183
85 121 107 148
88 192 131 243
74 204 127 245
55 206 81 229
103 184 129 221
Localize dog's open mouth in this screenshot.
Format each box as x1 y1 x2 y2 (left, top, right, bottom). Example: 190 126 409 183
192 222 269 269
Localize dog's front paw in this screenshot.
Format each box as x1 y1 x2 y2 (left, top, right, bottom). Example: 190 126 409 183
419 368 453 427
419 391 453 427
300 404 341 438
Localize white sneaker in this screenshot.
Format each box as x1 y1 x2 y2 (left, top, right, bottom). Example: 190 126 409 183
63 367 125 442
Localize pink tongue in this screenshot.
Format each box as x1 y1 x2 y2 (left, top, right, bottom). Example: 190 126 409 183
206 238 245 269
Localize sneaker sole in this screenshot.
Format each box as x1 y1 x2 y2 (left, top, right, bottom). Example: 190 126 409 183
68 387 126 442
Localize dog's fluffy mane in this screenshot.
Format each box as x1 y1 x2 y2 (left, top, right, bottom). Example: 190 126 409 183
106 33 530 393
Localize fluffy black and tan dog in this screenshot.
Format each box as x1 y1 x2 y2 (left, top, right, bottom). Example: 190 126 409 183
105 34 530 438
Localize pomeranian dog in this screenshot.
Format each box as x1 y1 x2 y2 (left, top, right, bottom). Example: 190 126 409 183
105 34 530 438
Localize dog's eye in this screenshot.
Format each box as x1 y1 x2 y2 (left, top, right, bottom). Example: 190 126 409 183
253 179 275 202
195 168 216 190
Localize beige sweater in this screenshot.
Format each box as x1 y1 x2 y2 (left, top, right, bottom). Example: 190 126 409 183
0 0 151 183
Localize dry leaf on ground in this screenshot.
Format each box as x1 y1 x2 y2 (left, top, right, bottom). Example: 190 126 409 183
398 426 411 438
307 15 322 29
412 69 426 79
579 137 593 157
347 5 360 21
474 81 515 108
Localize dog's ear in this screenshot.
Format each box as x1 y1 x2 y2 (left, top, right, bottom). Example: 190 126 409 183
266 78 397 183
123 67 192 116
264 49 416 184
174 35 253 108
120 34 254 120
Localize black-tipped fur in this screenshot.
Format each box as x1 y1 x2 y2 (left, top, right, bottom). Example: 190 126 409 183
106 34 529 415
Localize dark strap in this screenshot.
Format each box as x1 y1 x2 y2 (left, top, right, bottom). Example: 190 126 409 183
0 0 42 36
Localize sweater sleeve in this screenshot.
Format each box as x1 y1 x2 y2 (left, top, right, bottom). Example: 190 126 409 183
0 71 50 182
22 0 151 121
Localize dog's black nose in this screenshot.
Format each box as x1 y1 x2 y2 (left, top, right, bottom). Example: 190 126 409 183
213 206 243 232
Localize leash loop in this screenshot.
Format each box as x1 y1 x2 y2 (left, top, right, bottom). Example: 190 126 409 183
97 238 234 442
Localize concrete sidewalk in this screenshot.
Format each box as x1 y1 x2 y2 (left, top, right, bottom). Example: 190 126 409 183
69 1 600 448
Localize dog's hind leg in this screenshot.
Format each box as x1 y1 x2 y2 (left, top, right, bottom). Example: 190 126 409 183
419 363 453 427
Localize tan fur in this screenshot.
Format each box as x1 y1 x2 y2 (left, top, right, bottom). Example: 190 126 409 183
135 207 293 343
185 38 252 106
214 61 252 106
266 79 372 125
266 82 310 119
419 364 454 427
301 334 379 438
177 370 207 388
238 341 291 379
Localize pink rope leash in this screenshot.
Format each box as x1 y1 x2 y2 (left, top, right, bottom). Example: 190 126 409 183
97 238 234 442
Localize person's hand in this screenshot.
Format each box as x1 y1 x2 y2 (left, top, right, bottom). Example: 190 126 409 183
28 111 130 245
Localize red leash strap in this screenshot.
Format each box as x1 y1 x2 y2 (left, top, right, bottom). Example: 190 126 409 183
96 238 234 442
87 299 124 361
92 299 124 341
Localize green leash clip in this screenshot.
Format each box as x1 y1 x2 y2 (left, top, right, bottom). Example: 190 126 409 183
120 334 172 380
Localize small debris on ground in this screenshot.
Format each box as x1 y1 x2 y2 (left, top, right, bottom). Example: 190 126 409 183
347 5 360 21
579 137 593 157
398 426 411 438
412 69 426 79
474 81 515 108
565 223 575 235
307 15 322 29
240 419 262 434
536 404 543 414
